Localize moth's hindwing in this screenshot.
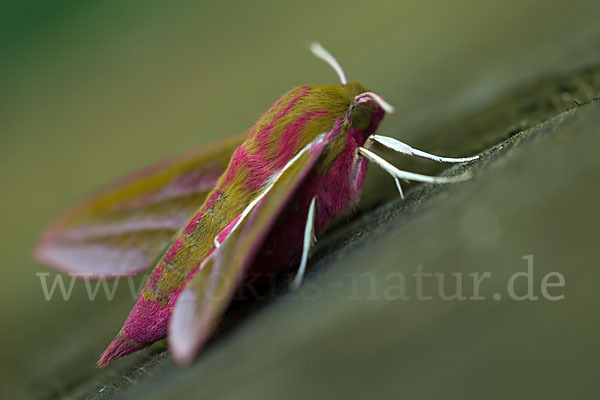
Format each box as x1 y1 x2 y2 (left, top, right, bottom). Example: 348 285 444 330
36 133 247 276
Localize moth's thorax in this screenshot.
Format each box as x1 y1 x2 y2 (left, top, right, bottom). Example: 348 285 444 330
242 81 384 175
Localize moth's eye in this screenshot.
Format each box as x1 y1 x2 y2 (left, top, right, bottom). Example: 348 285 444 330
350 104 371 131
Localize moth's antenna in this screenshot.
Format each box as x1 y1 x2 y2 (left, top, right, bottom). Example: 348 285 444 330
310 42 347 84
356 92 395 113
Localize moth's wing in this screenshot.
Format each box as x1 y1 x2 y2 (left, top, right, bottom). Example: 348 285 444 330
168 133 331 364
36 133 247 277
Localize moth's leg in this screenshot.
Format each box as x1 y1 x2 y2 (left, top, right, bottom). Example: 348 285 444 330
364 134 480 163
358 147 472 198
290 196 317 290
393 177 405 199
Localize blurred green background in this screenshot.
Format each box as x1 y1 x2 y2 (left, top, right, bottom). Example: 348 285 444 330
1 1 599 399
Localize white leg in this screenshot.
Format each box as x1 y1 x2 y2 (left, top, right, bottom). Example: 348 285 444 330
367 134 480 163
394 177 405 199
358 147 472 191
290 196 317 290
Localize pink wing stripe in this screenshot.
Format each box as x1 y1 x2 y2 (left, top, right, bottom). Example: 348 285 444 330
215 215 242 246
59 217 189 241
37 244 147 276
126 168 222 209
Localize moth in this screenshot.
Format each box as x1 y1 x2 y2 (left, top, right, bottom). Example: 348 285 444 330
36 43 479 366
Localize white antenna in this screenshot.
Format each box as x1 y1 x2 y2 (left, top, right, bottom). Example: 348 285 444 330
356 92 395 113
310 42 347 84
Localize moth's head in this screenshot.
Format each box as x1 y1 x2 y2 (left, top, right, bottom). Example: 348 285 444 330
310 43 394 141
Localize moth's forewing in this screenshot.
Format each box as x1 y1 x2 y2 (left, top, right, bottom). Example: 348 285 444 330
169 134 331 364
36 133 246 277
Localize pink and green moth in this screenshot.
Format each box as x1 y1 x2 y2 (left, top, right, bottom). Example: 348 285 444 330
36 43 479 367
